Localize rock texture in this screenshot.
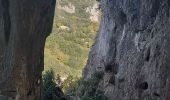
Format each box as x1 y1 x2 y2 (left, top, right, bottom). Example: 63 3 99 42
86 3 100 22
84 0 170 100
0 0 56 100
58 2 75 14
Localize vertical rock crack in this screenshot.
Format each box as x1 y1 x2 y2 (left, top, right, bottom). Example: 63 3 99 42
1 0 11 43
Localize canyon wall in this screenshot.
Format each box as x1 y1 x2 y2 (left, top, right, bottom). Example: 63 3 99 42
84 0 170 99
0 0 56 100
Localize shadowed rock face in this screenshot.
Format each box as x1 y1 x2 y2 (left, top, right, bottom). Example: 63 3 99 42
84 0 170 99
0 0 56 99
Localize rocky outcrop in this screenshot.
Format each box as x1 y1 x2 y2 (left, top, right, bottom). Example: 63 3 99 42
86 3 100 22
58 3 75 14
0 0 56 100
84 0 170 99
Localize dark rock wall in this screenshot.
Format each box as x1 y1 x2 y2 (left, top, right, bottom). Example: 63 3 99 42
0 0 56 100
84 0 170 99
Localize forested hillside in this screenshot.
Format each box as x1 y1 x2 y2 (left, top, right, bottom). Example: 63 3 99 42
44 0 100 78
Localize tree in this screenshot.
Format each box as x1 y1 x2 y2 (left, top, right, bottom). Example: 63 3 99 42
43 69 65 100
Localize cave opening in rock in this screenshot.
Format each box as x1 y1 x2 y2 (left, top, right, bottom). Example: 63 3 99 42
43 0 100 98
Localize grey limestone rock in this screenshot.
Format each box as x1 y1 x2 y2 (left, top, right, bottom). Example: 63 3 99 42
0 0 56 99
84 0 170 100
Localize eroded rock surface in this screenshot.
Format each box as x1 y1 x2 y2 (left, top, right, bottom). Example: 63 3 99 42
84 0 170 100
0 0 56 99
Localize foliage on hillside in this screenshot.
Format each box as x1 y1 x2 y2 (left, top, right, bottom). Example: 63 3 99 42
44 0 99 77
63 72 108 100
43 70 107 100
43 69 66 100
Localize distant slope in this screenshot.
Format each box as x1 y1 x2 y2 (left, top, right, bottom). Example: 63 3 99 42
44 0 100 78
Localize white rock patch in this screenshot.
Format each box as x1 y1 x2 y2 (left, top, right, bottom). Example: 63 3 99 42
58 3 75 14
86 3 100 22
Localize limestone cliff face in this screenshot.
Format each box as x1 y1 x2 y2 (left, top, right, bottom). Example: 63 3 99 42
0 0 56 100
84 0 170 99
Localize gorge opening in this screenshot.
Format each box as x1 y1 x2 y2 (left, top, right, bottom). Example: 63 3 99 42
43 0 101 99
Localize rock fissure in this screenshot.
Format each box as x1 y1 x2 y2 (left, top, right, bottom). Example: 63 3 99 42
1 0 11 43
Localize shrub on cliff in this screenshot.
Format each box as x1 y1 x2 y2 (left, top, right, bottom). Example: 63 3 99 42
66 72 108 100
61 75 79 94
43 69 65 100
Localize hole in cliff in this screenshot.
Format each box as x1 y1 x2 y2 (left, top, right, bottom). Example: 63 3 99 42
44 0 101 99
118 11 127 25
109 76 115 85
153 92 160 97
105 64 113 73
105 63 118 74
139 82 148 90
118 78 125 83
27 90 32 97
145 49 150 62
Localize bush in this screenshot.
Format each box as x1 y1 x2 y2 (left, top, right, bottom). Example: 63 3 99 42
65 72 108 100
61 75 79 94
43 70 107 100
43 69 65 100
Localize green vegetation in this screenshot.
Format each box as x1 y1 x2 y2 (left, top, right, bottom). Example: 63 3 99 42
44 1 102 99
64 72 108 100
43 69 65 100
44 0 99 78
43 70 107 100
